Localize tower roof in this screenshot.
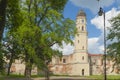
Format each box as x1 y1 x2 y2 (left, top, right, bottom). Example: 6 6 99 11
77 10 86 17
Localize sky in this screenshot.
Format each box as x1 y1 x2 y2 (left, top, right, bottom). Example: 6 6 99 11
56 0 120 55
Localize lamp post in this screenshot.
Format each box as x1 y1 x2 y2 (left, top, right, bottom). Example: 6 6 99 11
98 7 107 80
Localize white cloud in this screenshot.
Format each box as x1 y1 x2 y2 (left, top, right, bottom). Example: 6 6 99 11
52 41 74 55
90 8 120 54
91 8 120 31
69 0 119 13
60 42 74 55
88 37 103 53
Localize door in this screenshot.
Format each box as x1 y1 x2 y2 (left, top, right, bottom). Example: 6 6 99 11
82 69 84 76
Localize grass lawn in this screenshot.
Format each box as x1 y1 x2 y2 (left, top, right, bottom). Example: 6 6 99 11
1 74 120 80
87 75 120 80
0 75 5 80
0 74 44 80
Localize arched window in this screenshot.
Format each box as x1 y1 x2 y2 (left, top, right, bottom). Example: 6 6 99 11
82 26 84 31
82 19 84 23
82 56 84 60
63 59 66 63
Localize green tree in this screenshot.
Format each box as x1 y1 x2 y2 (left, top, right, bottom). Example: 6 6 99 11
0 0 20 41
2 0 23 76
107 14 120 70
18 0 75 79
0 0 8 74
0 0 21 74
3 0 75 80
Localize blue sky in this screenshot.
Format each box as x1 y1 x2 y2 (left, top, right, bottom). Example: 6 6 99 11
58 0 120 55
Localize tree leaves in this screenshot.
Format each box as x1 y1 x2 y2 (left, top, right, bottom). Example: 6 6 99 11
107 13 120 67
2 0 75 77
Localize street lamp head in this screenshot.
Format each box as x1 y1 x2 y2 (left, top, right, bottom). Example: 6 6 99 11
98 7 104 16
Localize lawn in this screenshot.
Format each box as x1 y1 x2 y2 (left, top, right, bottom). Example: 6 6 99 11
0 75 4 80
1 74 120 80
0 74 44 80
87 75 120 80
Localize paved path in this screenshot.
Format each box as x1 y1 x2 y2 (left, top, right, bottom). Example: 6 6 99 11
5 76 97 80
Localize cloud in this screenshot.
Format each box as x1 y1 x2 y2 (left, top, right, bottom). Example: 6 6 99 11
52 41 74 55
69 0 119 13
88 37 104 54
91 8 120 31
60 42 74 55
90 8 120 54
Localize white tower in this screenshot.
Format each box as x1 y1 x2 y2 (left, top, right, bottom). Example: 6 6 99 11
74 10 88 53
71 10 90 76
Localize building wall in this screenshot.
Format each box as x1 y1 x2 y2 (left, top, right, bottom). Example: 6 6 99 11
70 63 90 76
8 59 37 75
50 54 120 76
50 53 90 76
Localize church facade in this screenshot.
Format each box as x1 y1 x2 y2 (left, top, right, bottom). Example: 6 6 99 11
49 10 119 76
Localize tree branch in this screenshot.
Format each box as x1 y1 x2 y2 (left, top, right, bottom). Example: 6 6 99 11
42 22 53 33
37 6 49 26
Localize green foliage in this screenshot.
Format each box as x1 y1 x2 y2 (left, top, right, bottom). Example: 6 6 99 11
47 0 68 12
18 0 75 67
3 0 75 77
107 14 120 67
6 0 22 30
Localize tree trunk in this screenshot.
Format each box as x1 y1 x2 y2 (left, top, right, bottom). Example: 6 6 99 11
24 58 33 80
44 59 50 80
24 65 31 80
7 54 13 76
0 0 7 42
7 60 12 76
45 69 49 80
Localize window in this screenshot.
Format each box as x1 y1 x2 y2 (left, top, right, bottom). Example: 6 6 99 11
82 56 84 60
82 19 84 23
82 26 84 31
78 40 79 43
82 46 84 50
63 59 66 63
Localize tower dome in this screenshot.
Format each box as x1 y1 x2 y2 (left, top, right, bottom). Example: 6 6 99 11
77 10 86 17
